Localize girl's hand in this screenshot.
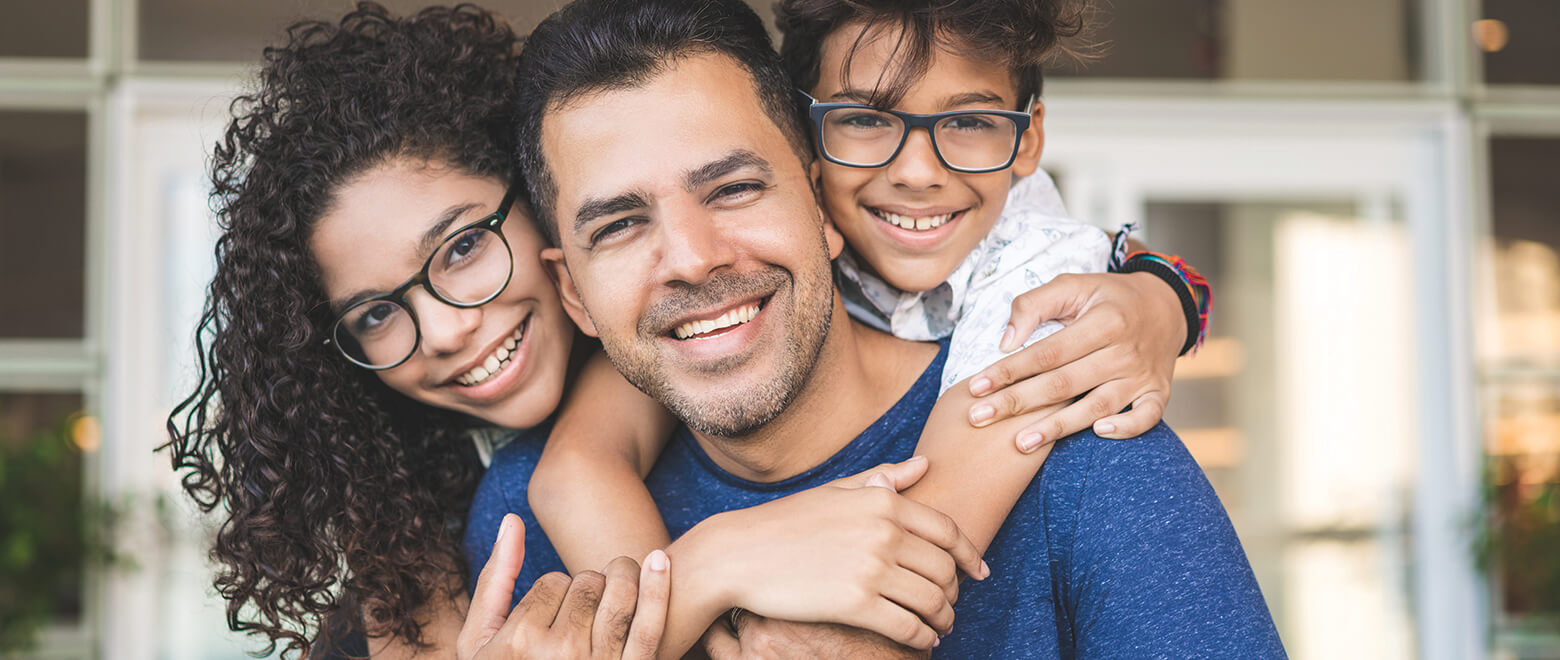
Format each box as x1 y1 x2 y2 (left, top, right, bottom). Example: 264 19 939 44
458 514 671 659
967 272 1184 452
686 457 987 651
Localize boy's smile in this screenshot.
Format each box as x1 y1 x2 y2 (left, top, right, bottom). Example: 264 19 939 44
810 20 1045 293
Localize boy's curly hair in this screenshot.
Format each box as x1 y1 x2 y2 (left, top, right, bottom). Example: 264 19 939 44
162 3 520 656
775 0 1093 108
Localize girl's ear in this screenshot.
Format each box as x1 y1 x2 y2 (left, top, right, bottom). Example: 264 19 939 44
1012 100 1045 178
541 247 598 337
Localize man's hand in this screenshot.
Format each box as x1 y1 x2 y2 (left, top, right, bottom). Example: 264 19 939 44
703 614 929 660
457 514 672 659
967 271 1183 452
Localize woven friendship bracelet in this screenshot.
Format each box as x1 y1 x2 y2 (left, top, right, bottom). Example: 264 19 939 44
1116 250 1212 356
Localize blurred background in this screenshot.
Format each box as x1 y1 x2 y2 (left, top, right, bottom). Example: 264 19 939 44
0 0 1555 658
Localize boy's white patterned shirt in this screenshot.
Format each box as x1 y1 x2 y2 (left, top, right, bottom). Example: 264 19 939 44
836 170 1111 393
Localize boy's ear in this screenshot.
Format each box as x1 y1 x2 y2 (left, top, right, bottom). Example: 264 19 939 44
1012 100 1045 178
540 247 599 338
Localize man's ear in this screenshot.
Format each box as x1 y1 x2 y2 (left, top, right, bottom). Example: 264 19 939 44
810 159 846 260
541 247 599 337
1012 100 1045 178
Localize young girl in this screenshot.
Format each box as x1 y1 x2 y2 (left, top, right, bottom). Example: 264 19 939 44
529 0 1208 579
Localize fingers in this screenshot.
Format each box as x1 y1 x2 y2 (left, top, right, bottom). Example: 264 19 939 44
1094 390 1167 439
834 456 929 491
621 550 671 660
999 273 1091 353
843 597 940 651
970 315 1111 400
510 572 572 635
892 498 989 581
894 532 961 604
458 514 526 660
1014 380 1137 453
592 556 642 657
555 569 607 650
879 566 956 635
700 623 743 660
971 347 1112 428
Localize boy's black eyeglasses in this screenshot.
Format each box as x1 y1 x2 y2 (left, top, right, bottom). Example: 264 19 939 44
799 90 1035 174
325 182 521 370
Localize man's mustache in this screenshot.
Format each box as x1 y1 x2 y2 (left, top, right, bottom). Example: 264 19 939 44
639 268 790 336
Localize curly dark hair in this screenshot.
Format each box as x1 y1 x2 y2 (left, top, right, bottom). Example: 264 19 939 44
774 0 1093 108
162 3 522 656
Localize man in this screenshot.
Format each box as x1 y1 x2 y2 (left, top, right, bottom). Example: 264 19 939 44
465 0 1285 656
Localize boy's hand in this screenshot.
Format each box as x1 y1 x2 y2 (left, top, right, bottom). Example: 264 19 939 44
966 271 1183 452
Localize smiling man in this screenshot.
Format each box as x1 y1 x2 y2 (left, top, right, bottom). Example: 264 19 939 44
463 0 1285 657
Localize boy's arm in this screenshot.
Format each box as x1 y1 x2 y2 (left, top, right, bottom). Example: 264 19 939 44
528 349 678 574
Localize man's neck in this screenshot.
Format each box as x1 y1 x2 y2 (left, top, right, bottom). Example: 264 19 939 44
686 295 940 483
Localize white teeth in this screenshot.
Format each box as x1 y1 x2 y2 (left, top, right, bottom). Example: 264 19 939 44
458 319 528 387
673 301 760 340
875 209 953 231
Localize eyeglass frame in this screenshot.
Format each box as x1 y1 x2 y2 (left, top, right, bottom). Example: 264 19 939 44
798 89 1036 175
324 180 522 370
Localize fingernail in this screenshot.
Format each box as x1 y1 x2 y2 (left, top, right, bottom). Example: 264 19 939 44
980 560 991 579
647 549 669 572
970 404 995 425
970 376 993 396
933 637 941 648
1096 421 1117 435
999 325 1016 352
907 454 927 465
1017 432 1044 453
494 515 511 547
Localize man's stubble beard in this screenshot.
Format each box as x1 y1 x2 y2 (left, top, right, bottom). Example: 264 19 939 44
589 234 836 439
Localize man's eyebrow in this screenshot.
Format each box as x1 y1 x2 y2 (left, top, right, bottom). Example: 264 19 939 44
684 150 772 192
419 202 483 254
574 190 652 234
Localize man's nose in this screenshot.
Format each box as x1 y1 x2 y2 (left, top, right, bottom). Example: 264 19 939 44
409 287 483 357
883 127 948 191
654 207 737 285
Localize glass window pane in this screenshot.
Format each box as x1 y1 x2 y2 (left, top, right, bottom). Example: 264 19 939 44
0 0 87 58
0 392 89 636
1481 137 1560 652
0 111 87 339
138 0 565 62
1151 200 1418 660
1049 0 1418 81
1480 1 1560 86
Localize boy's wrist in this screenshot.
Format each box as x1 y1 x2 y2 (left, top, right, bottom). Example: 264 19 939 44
1122 270 1191 353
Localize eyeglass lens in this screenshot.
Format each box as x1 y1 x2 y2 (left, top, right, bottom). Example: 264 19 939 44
819 108 1020 171
333 225 511 368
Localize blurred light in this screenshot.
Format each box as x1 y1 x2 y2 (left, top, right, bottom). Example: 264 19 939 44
1473 19 1510 53
1174 336 1247 379
69 412 100 453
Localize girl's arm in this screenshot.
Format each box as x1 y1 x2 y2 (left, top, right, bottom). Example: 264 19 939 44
528 349 679 574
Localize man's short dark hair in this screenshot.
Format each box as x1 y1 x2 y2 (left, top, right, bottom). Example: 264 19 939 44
774 0 1091 110
514 0 813 245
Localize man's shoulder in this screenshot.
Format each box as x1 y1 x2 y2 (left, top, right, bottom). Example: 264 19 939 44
483 426 549 479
